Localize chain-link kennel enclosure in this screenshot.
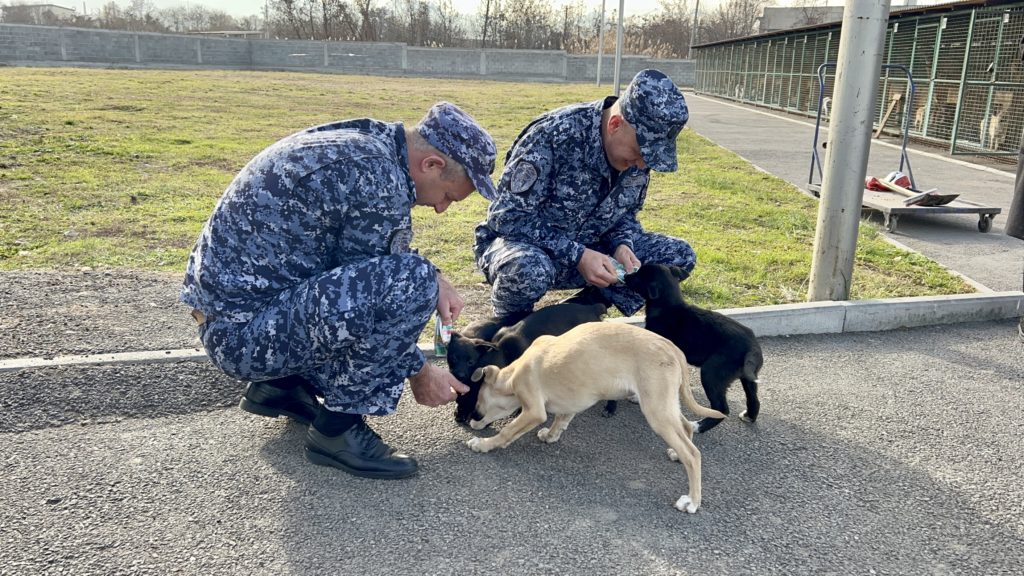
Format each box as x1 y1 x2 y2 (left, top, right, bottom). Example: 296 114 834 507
695 1 1024 159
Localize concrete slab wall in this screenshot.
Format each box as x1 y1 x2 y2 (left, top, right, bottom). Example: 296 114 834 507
0 24 695 86
198 37 251 67
485 49 565 79
407 46 479 76
0 23 61 60
138 34 200 64
61 28 136 62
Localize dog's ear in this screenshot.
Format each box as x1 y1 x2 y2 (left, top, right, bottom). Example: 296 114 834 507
470 366 489 382
668 265 689 282
475 341 498 355
472 364 503 386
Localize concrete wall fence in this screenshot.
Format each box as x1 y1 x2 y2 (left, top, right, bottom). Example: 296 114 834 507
0 23 695 86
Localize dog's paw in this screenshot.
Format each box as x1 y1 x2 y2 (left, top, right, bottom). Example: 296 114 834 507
466 437 490 453
666 448 679 462
674 495 698 514
739 410 756 423
626 391 640 404
537 427 559 443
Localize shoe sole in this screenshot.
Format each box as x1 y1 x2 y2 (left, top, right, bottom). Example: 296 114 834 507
303 447 418 480
239 397 313 425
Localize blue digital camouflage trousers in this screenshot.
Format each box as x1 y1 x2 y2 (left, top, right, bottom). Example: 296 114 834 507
477 233 696 317
197 253 437 415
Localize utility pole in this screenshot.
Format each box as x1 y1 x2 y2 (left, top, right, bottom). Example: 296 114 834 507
688 0 700 59
596 0 606 86
612 0 624 96
264 0 269 40
807 0 892 301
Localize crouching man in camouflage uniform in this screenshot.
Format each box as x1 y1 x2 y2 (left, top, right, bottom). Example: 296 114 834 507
181 102 497 479
474 69 696 320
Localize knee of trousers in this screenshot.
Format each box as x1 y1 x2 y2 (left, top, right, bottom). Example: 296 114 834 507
490 250 556 314
635 235 698 274
383 253 438 320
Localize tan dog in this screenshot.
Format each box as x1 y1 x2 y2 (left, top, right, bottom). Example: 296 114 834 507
465 322 725 513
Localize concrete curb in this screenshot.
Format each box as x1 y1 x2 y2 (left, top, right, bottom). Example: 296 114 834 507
2 291 1020 374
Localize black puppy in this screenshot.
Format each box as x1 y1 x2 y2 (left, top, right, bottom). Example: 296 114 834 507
446 303 608 424
625 263 763 433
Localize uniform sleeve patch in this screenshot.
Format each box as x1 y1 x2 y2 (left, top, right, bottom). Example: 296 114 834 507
389 228 413 254
511 162 539 194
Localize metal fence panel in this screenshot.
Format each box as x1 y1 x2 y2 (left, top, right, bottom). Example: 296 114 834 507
694 1 1024 158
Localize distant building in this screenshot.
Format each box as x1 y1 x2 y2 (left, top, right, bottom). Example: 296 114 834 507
756 1 928 34
757 6 846 34
1 3 76 24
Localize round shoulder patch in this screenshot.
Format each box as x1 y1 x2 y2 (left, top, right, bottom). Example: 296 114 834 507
389 228 413 254
511 162 539 194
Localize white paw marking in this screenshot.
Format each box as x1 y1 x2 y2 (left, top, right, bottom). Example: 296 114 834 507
667 448 679 462
739 410 753 423
466 437 488 453
688 420 699 431
674 495 697 513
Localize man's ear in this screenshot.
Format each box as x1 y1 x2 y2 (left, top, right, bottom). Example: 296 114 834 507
420 154 446 176
607 113 626 134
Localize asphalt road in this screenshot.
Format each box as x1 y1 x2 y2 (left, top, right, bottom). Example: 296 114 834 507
2 319 1022 575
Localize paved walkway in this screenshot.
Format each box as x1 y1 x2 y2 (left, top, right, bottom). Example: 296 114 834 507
2 319 1022 575
684 93 1024 293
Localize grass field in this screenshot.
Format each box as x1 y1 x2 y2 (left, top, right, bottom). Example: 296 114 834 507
0 68 973 309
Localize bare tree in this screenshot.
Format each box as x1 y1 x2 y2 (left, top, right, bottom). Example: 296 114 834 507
701 0 769 44
793 0 829 27
1 4 39 25
499 0 555 49
430 0 464 47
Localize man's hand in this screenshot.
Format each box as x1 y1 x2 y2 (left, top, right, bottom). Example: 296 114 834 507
435 272 464 324
577 248 620 288
408 363 470 407
613 245 641 275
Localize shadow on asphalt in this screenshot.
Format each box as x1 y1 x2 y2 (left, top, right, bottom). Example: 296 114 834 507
247 388 1017 574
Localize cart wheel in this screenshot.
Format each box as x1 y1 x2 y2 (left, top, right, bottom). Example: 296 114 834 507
885 215 899 233
978 215 992 233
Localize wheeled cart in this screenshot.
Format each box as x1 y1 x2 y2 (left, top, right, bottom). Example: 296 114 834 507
806 63 1001 233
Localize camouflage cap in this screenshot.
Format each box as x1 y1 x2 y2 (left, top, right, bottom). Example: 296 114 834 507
620 69 688 172
416 102 498 200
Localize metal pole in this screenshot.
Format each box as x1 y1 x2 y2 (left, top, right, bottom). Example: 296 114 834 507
807 0 891 302
613 0 624 96
596 0 606 86
689 0 700 59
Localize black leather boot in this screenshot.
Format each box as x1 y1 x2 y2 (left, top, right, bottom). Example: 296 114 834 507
238 375 320 425
305 417 418 480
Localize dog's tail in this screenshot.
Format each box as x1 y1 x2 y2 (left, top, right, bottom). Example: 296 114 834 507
678 366 726 420
742 348 764 384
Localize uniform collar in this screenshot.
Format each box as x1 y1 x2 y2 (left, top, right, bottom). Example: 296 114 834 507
585 98 613 178
392 122 417 205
